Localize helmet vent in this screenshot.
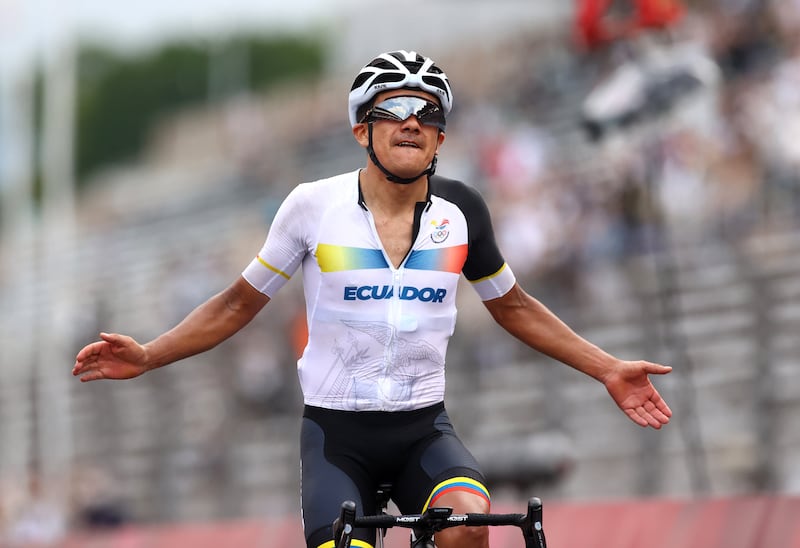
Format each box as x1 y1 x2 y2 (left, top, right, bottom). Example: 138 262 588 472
388 51 425 64
350 72 372 91
368 59 398 70
372 73 407 86
422 75 450 99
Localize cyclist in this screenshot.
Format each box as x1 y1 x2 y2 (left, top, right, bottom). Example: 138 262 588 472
73 50 673 548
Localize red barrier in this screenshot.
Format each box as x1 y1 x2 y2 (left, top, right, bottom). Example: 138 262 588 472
59 518 305 548
525 496 800 548
55 495 800 548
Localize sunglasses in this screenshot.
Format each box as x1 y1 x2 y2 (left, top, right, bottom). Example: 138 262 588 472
362 96 446 131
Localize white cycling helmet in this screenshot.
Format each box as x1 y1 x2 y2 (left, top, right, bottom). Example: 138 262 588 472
348 50 453 127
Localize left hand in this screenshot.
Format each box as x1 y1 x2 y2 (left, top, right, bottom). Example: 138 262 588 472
603 360 673 429
73 332 149 382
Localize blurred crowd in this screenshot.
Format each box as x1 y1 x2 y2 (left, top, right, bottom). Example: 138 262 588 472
456 0 800 300
1 467 127 547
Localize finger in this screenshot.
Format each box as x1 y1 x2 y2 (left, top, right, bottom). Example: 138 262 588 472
636 407 663 430
649 404 669 424
636 404 661 429
649 408 671 425
73 358 98 374
73 358 92 375
100 332 123 345
626 403 665 429
642 401 670 427
644 363 673 375
75 340 105 361
653 395 673 418
624 408 649 428
78 370 106 382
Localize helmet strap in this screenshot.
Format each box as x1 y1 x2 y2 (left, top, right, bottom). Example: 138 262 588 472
366 123 438 185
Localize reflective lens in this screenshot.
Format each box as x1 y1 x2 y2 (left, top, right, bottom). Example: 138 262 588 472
363 96 446 130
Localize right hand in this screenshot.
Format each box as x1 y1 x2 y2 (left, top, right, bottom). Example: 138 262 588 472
602 360 673 429
73 332 149 382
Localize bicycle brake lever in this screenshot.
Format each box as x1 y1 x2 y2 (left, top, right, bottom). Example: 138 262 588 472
523 497 546 548
334 500 357 548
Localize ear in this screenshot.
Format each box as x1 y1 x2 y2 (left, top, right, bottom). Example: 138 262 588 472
352 123 370 148
436 130 446 150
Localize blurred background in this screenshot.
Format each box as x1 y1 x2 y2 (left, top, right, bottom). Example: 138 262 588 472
2 0 800 545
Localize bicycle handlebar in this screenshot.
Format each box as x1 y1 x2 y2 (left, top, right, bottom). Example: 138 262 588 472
353 509 527 529
335 497 546 548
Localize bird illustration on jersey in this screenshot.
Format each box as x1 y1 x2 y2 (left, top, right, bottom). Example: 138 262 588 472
322 319 444 407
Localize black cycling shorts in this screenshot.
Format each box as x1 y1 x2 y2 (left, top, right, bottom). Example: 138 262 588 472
300 402 489 548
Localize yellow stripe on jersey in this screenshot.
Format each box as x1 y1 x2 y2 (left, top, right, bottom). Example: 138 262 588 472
257 255 291 280
469 262 508 285
469 262 516 301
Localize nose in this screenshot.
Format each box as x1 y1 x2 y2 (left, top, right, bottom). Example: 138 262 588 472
400 115 422 131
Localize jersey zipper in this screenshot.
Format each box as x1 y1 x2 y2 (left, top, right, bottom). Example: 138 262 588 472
362 200 429 409
361 207 402 409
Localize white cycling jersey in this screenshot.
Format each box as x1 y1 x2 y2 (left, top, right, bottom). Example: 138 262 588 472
242 170 516 411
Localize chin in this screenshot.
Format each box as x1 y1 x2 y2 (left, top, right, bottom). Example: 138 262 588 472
387 168 426 180
389 158 431 175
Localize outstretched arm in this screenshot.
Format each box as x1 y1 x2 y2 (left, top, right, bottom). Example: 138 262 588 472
483 283 672 429
73 276 270 382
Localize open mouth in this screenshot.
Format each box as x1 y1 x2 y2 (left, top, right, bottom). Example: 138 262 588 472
396 140 420 148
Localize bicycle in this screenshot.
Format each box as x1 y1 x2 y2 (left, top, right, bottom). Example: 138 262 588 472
333 483 547 548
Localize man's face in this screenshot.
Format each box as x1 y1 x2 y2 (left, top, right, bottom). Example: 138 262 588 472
354 89 446 180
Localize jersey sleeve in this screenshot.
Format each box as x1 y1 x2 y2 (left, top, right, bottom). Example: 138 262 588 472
242 184 311 297
434 177 517 301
